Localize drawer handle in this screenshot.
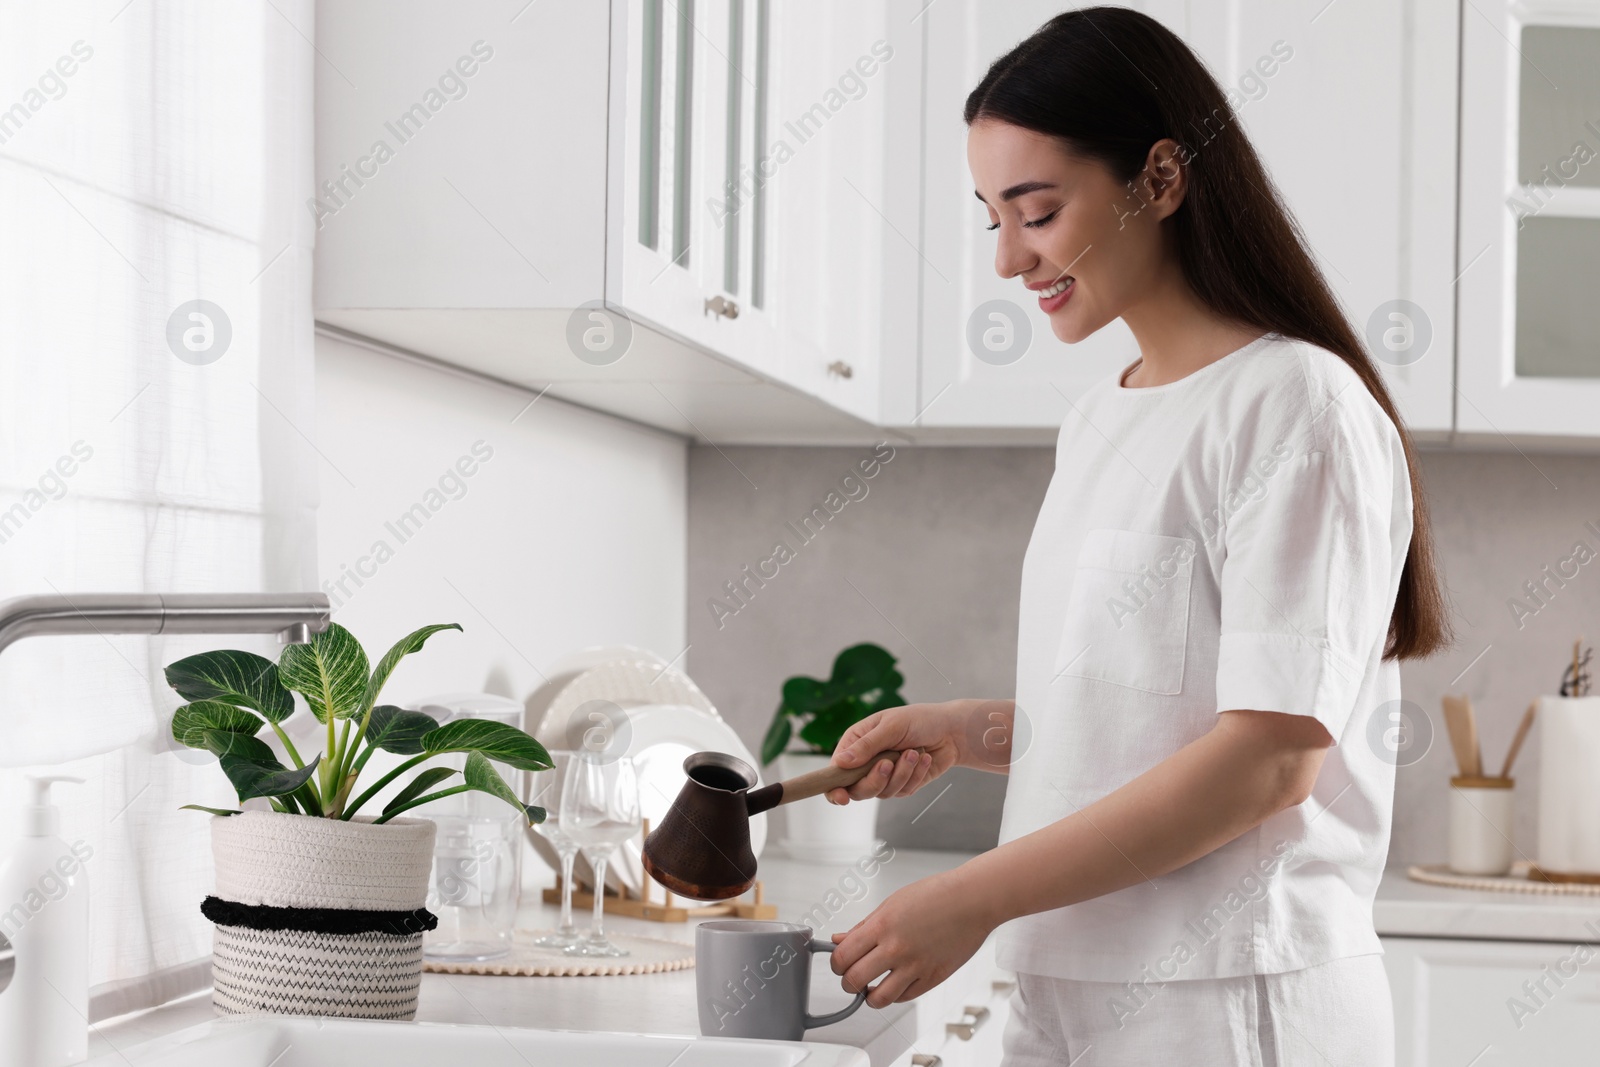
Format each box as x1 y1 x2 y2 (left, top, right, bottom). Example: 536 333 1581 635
704 295 740 319
827 360 854 379
945 1004 991 1041
911 1056 943 1067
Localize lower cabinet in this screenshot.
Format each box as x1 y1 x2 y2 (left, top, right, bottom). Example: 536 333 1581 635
1383 936 1600 1066
890 936 1600 1065
887 951 1015 1067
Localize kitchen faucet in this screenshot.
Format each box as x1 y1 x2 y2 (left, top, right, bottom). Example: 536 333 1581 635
0 592 331 656
0 592 329 1005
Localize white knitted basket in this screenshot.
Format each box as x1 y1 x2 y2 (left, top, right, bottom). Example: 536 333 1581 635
208 812 437 1020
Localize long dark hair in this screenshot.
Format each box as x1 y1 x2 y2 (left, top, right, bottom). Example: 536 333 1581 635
965 6 1449 661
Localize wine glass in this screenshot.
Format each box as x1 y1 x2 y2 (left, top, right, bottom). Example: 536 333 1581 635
529 751 582 948
559 753 642 957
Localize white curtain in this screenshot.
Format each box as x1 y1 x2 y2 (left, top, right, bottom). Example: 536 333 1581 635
0 0 316 1018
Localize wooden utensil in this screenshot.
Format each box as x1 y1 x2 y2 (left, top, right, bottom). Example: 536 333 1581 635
1441 694 1481 777
1446 694 1465 777
1499 699 1539 779
1461 695 1482 776
642 748 909 901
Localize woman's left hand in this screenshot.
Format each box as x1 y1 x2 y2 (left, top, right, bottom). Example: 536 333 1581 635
829 868 994 1008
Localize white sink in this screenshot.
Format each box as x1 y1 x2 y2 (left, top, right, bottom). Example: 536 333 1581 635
84 1016 870 1066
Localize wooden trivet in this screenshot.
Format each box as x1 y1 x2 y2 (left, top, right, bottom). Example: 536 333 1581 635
423 929 694 976
542 875 778 923
538 818 778 923
1407 862 1600 896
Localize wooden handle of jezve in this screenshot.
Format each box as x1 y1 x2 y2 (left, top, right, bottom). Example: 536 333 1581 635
775 749 909 805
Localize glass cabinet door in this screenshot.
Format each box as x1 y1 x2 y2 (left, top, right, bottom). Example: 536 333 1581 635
618 0 789 381
616 0 885 409
638 0 695 270
1457 3 1600 437
708 0 770 311
1511 25 1600 382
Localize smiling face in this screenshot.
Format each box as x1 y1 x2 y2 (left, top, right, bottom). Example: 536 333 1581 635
968 118 1186 344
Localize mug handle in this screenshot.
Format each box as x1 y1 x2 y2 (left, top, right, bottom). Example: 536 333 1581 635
803 940 868 1030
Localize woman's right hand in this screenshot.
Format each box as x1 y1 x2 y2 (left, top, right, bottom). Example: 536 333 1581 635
824 700 995 805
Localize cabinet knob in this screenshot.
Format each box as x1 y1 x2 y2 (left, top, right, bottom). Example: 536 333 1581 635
945 1004 991 1041
704 295 740 320
827 360 854 379
910 1055 943 1066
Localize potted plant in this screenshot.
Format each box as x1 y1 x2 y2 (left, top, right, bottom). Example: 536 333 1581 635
164 621 550 1019
760 643 905 862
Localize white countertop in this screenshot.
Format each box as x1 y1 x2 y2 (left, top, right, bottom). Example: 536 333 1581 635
91 846 973 1067
1373 867 1600 943
91 851 1600 1064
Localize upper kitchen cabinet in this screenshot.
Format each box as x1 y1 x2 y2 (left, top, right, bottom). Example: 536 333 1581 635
313 0 907 441
1456 1 1600 443
1182 0 1460 439
903 0 1459 437
754 1 911 424
613 0 908 423
313 4 609 315
910 0 1123 434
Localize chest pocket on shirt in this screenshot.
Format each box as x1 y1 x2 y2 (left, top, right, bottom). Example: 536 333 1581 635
1054 528 1196 695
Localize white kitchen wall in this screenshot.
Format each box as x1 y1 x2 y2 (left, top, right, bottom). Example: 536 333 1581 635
313 333 687 706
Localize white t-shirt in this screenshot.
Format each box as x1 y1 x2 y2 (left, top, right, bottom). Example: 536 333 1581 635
994 331 1413 983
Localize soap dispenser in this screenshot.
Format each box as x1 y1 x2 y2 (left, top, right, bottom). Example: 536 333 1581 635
0 776 90 1067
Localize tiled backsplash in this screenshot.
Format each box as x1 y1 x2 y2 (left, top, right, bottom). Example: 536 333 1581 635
686 443 1600 865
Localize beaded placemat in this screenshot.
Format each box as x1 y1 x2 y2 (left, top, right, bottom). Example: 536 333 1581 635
1407 862 1600 896
423 929 695 976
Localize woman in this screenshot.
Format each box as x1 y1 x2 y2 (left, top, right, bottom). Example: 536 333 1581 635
822 7 1450 1063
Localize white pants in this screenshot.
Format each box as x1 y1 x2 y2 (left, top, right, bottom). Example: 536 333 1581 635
1000 952 1394 1066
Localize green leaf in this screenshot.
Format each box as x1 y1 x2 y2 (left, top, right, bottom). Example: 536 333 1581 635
278 623 369 722
179 805 242 817
294 781 325 817
776 643 907 756
421 719 552 771
200 730 279 764
220 754 322 802
164 651 294 723
171 701 265 748
798 698 869 755
831 643 902 693
779 676 831 715
359 624 462 716
866 686 907 715
382 767 459 816
364 706 441 755
760 711 792 766
463 751 544 825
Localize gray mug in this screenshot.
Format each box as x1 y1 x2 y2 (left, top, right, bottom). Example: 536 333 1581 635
696 920 867 1041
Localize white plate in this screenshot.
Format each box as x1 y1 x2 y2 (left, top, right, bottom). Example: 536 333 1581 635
543 645 674 676
533 660 718 748
529 704 766 898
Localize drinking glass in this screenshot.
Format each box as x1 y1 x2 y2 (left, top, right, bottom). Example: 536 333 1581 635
425 808 523 961
529 751 582 948
559 753 642 957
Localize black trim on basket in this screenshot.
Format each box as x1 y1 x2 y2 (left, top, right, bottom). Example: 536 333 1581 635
201 896 438 936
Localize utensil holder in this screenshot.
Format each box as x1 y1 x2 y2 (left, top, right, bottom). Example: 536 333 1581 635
1448 776 1515 876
